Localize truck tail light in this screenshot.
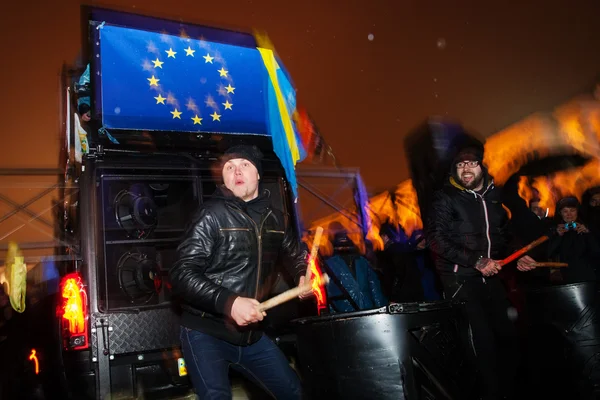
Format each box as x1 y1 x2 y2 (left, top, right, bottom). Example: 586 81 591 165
57 272 89 350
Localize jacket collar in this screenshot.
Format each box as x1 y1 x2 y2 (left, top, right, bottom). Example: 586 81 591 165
213 185 271 207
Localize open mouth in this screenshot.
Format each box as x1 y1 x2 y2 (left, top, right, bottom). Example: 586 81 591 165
461 174 474 183
235 179 245 185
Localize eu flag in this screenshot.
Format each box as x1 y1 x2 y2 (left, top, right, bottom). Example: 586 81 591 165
99 25 269 135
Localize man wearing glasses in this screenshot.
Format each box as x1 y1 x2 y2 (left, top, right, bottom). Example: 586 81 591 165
426 145 536 400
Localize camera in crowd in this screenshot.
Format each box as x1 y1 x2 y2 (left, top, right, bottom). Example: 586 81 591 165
565 221 578 230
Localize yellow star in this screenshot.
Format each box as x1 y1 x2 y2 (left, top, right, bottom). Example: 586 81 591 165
171 109 182 119
154 94 166 104
184 46 195 57
211 111 221 121
225 84 235 94
222 100 233 110
147 75 160 86
152 58 164 68
218 67 228 77
192 115 203 125
203 53 214 63
165 48 177 58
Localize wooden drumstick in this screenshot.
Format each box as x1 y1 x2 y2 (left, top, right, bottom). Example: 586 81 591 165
498 235 549 266
532 262 568 268
257 274 330 312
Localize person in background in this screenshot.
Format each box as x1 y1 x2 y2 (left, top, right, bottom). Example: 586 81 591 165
529 198 547 220
323 222 387 313
547 196 600 284
581 186 600 244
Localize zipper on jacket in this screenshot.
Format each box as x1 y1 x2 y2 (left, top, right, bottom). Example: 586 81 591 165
226 203 273 345
468 182 494 259
477 193 492 258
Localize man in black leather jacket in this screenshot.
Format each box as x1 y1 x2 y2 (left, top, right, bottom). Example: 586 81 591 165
170 144 310 399
426 146 537 400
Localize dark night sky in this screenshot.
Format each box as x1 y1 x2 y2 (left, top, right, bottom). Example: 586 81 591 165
2 0 600 192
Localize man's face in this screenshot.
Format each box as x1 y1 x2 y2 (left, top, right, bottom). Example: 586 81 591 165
530 201 546 219
456 160 484 190
222 158 260 202
590 193 600 208
560 206 578 223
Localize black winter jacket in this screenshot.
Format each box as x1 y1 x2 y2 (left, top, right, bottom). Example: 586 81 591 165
427 176 509 277
169 187 307 345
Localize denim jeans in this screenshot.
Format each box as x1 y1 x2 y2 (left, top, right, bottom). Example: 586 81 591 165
180 327 302 399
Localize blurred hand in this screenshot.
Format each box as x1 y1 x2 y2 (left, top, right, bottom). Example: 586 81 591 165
231 297 265 326
298 276 314 300
517 255 537 271
557 225 567 236
576 223 590 234
475 258 501 277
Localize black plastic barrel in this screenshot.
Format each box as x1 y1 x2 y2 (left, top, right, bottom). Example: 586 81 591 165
292 301 475 400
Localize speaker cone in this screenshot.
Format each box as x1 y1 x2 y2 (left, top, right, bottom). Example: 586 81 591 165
116 251 162 304
114 188 158 239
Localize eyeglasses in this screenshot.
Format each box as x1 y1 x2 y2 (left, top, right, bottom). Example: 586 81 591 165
456 160 479 169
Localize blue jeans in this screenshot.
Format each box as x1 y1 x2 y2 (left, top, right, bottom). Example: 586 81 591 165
180 327 302 399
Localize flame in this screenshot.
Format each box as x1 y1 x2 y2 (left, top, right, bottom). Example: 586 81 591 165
308 258 327 314
518 159 600 216
486 94 600 186
364 180 423 251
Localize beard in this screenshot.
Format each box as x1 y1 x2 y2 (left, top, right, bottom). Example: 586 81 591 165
457 171 484 190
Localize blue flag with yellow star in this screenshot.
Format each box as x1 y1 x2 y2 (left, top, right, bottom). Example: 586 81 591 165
99 25 269 134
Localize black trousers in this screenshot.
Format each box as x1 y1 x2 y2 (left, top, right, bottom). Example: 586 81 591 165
440 275 519 400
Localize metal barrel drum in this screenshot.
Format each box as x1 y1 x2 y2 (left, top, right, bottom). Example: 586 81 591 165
525 282 600 396
292 301 476 400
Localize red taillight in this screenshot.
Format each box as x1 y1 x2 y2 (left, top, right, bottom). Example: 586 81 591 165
58 272 89 350
308 258 328 315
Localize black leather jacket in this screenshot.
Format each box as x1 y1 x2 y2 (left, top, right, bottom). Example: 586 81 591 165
170 187 307 345
427 176 509 277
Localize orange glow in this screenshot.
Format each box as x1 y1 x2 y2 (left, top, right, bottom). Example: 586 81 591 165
28 349 39 375
308 258 327 314
303 90 600 254
306 180 423 254
486 95 600 187
517 160 600 216
61 275 86 334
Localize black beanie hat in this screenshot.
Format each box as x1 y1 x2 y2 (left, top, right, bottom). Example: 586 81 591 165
556 196 579 213
452 146 483 165
221 145 264 178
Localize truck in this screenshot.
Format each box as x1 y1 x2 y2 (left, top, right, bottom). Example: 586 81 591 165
0 7 319 399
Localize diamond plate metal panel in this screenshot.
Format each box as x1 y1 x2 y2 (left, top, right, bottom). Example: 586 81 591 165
91 307 181 357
